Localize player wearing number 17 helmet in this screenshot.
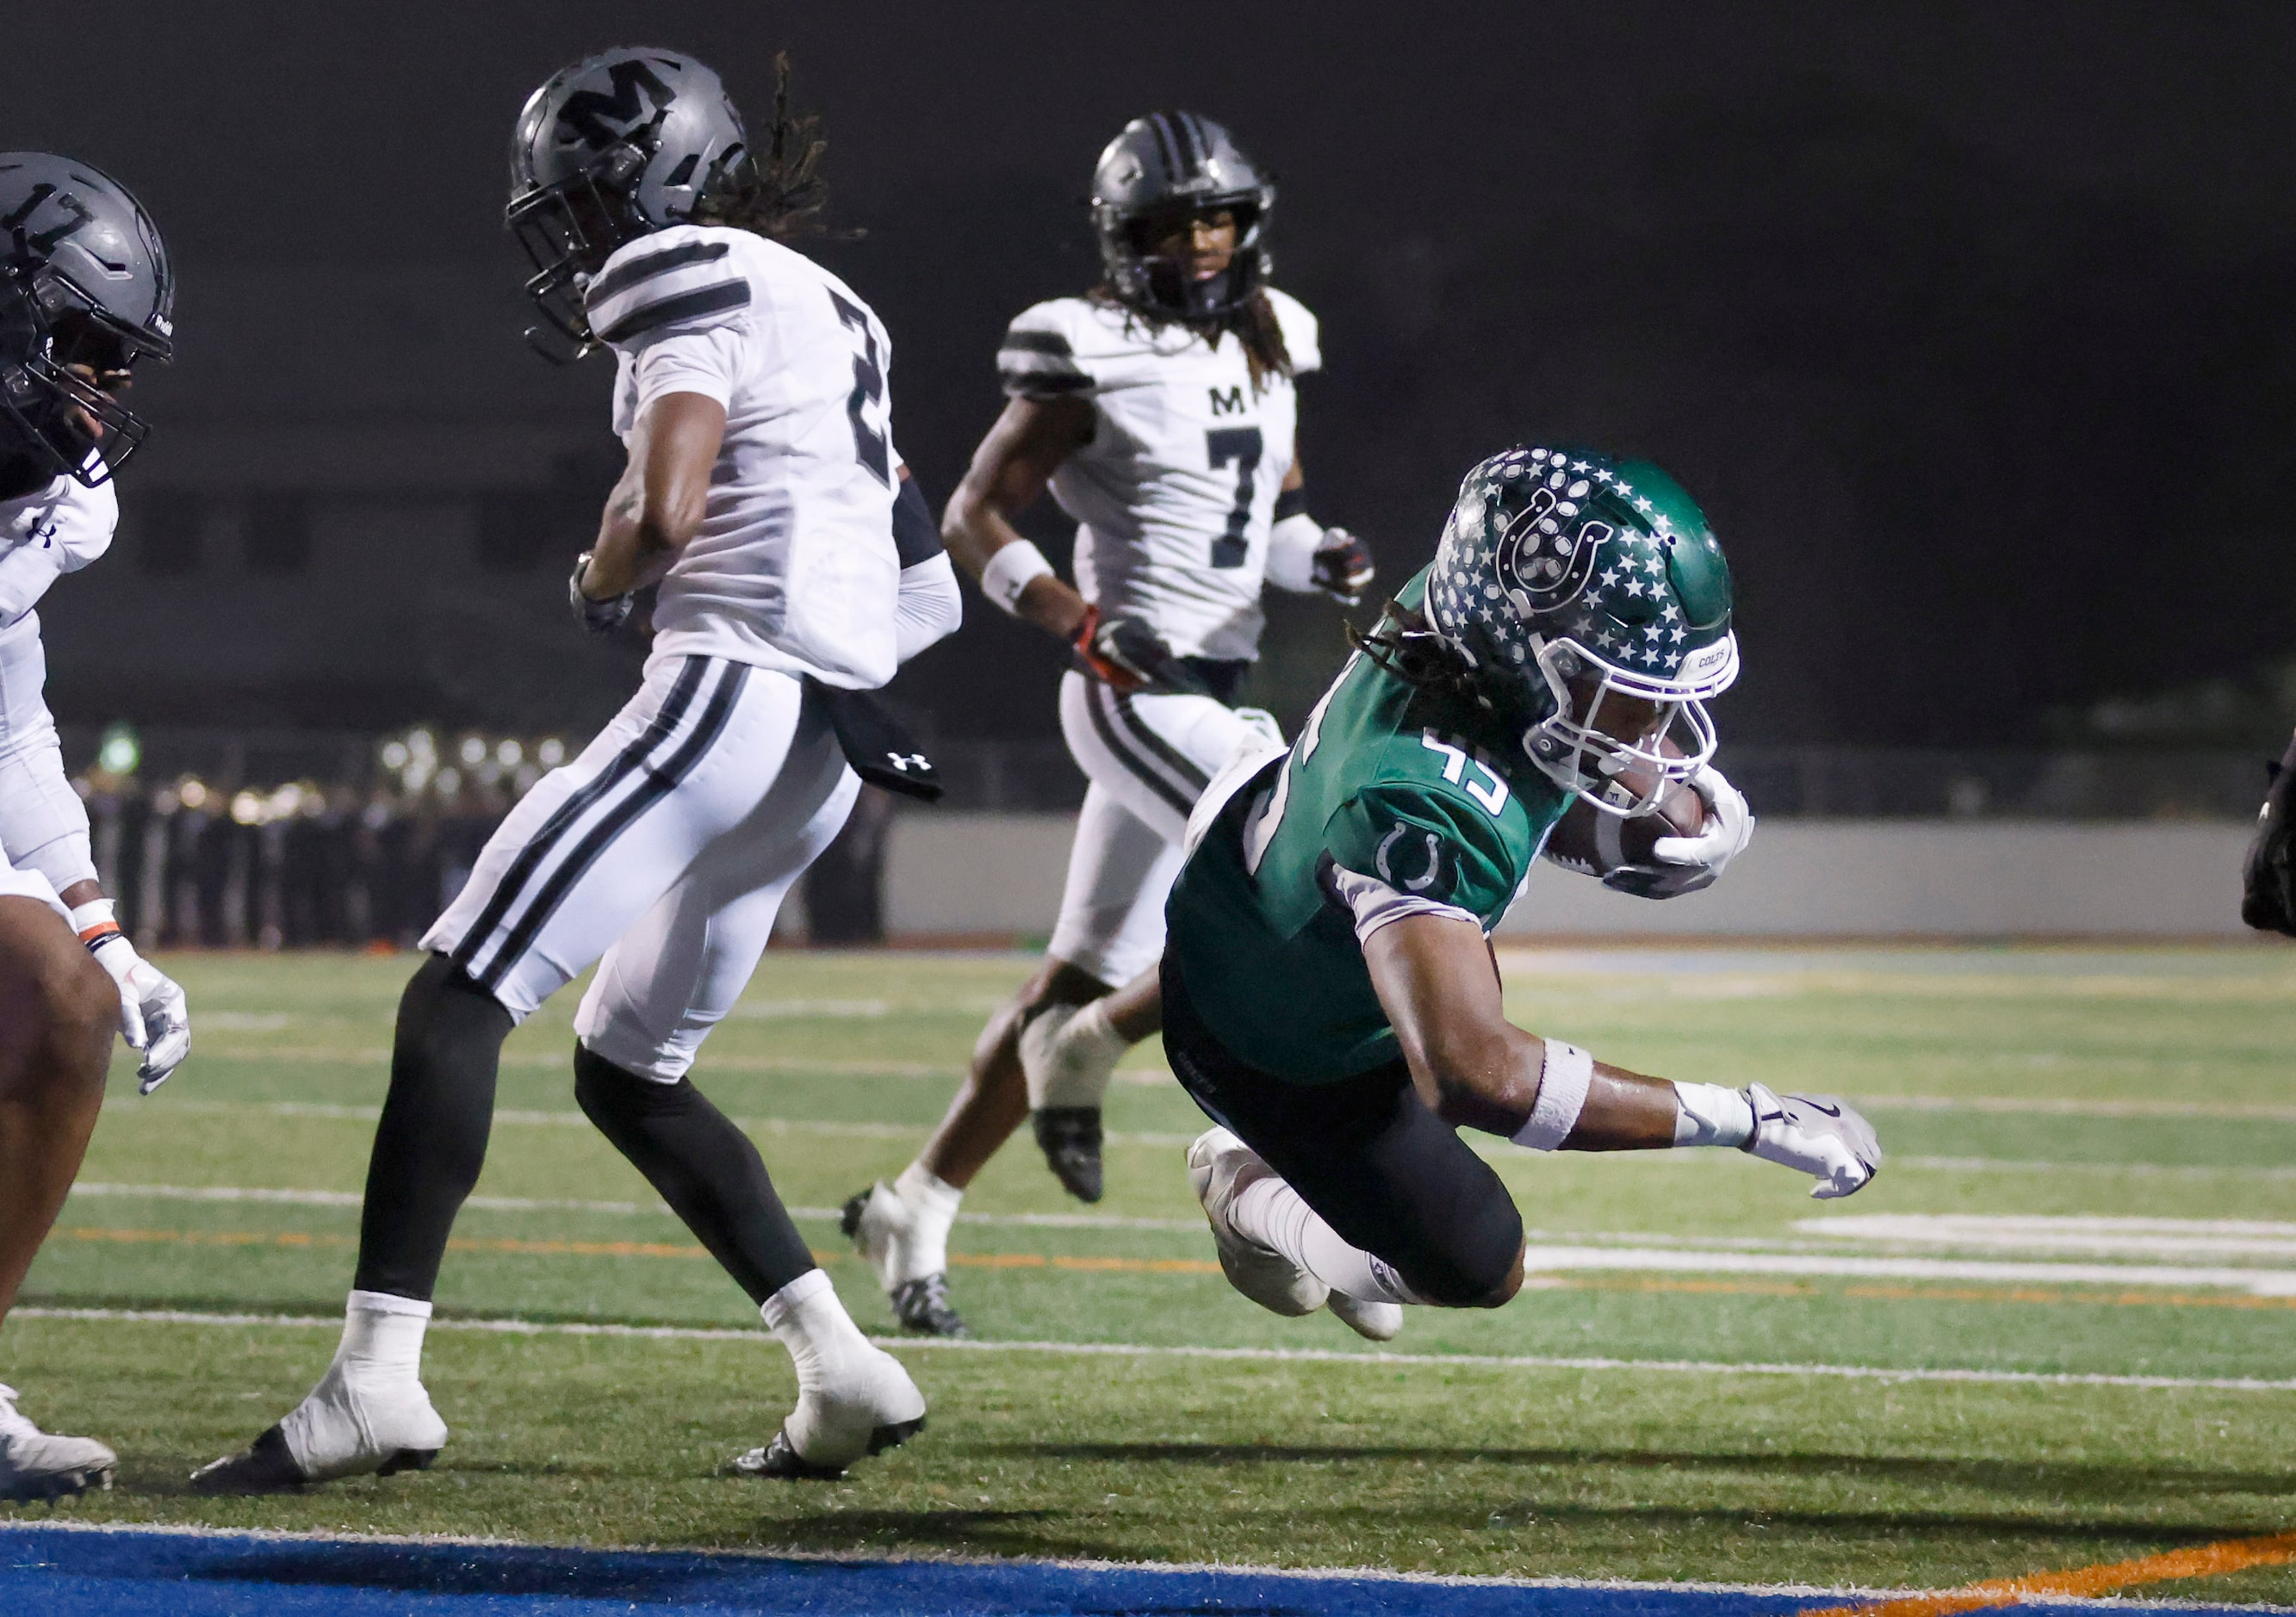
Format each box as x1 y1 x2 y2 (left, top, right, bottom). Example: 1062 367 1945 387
845 111 1377 1339
195 47 960 1496
1160 448 1878 1341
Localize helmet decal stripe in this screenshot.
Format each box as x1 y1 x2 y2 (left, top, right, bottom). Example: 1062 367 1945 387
1146 112 1186 178
1181 112 1215 174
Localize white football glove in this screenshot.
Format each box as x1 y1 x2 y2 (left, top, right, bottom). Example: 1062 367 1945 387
86 936 191 1093
1742 1082 1880 1199
1642 764 1754 898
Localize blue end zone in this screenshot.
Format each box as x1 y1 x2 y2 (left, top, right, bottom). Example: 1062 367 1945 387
0 1524 2274 1616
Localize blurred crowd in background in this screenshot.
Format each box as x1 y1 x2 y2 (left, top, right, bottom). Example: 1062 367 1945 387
72 724 892 951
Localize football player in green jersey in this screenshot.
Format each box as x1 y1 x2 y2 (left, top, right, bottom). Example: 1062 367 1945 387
1162 446 1880 1340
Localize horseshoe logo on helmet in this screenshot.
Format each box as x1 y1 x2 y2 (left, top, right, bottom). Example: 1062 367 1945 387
1493 483 1611 613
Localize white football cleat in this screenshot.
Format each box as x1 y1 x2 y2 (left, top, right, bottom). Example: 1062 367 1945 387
0 1385 115 1500
1744 1082 1882 1199
1187 1127 1329 1317
732 1339 926 1479
190 1353 446 1493
1327 1293 1404 1342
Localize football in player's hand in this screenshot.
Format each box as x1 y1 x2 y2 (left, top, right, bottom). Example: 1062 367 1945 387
1542 746 1705 879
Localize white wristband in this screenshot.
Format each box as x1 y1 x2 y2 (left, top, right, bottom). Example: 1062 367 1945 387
68 899 117 934
978 539 1053 616
1263 511 1325 593
1512 1038 1594 1151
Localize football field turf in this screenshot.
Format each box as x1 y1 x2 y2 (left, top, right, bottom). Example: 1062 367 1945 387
5 944 2294 1604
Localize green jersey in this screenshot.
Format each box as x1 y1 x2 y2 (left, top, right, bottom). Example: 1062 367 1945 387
1166 570 1573 1083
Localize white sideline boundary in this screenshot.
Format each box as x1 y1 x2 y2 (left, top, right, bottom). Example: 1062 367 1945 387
12 1519 2294 1610
13 1305 2296 1394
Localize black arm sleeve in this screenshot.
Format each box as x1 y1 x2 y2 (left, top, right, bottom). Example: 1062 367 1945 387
892 474 942 567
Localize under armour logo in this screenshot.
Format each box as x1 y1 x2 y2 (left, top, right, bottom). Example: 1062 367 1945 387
885 753 930 773
33 521 57 548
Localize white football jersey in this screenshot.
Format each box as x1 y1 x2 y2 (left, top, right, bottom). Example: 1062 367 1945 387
0 473 114 746
996 290 1321 662
0 471 113 888
588 225 904 691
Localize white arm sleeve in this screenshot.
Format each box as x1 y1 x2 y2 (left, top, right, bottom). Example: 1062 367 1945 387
1325 862 1481 946
894 551 963 663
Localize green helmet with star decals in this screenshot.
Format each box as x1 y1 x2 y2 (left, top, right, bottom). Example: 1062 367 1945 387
1424 445 1738 816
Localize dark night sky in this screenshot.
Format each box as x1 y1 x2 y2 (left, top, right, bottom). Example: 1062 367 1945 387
10 2 2296 744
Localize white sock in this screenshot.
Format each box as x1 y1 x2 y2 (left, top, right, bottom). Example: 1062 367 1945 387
891 1162 961 1280
338 1289 431 1381
1672 1081 1756 1148
761 1268 873 1394
1229 1177 1424 1306
1027 998 1129 1110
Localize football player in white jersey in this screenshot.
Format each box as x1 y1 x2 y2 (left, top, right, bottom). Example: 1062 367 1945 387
0 153 190 1498
195 50 960 1493
844 113 1373 1336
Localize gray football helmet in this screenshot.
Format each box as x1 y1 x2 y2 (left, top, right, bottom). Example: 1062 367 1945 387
506 47 750 359
0 153 173 486
1090 113 1273 320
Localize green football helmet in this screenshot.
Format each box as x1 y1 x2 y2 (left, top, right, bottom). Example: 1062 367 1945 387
1424 445 1738 815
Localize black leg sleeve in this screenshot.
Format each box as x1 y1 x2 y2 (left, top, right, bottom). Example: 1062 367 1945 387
573 1044 818 1306
352 952 513 1301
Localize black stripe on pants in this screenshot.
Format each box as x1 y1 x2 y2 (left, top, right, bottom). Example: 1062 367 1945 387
451 657 709 986
475 661 748 994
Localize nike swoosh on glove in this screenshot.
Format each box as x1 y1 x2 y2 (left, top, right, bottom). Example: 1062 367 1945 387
1309 529 1375 605
1635 764 1754 899
1743 1082 1880 1199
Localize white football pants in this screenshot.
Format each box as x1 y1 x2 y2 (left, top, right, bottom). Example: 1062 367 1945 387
423 655 857 1081
1049 670 1278 988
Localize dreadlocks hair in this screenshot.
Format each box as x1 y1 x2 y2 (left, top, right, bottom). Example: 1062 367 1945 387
1346 598 1480 703
693 53 848 242
1089 285 1294 392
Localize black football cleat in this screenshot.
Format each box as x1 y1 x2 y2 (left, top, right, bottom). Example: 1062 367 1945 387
890 1274 971 1339
728 1413 926 1481
1033 1106 1105 1203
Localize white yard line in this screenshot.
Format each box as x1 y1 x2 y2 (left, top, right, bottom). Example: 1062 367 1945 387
1863 1096 2296 1123
12 1304 2296 1394
1805 1213 2296 1261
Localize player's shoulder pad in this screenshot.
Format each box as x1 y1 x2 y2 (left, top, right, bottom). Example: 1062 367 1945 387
586 224 759 353
1263 287 1321 375
1325 778 1517 917
997 297 1108 400
45 475 117 572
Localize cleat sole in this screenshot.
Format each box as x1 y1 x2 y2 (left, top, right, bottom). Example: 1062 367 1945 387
376 1447 438 1478
189 1424 306 1496
730 1416 927 1482
838 1189 870 1242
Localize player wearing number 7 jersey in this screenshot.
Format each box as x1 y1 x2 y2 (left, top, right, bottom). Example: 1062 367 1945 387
195 48 959 1495
845 112 1374 1338
1164 448 1878 1342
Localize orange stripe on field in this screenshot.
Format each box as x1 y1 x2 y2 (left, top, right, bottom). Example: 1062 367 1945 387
53 1226 1220 1276
1803 1530 2296 1617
